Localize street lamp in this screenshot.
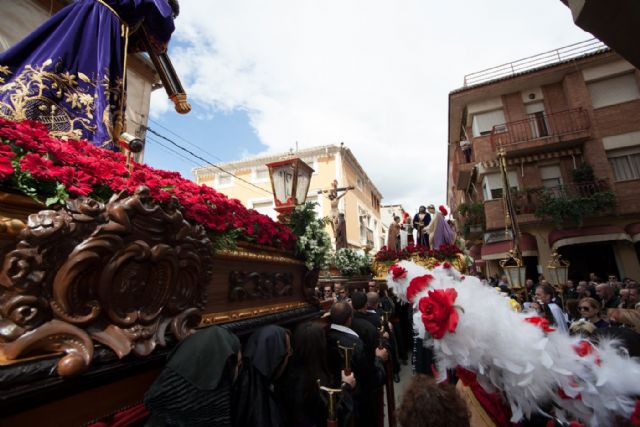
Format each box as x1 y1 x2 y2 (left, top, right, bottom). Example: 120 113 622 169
266 157 314 221
500 250 526 290
547 252 570 307
497 147 526 290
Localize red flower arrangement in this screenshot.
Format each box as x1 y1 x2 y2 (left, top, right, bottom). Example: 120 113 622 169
0 119 296 249
524 316 556 334
407 274 433 303
388 264 407 281
418 288 460 339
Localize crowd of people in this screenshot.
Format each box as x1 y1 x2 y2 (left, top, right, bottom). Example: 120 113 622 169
480 272 640 351
143 279 474 427
141 269 640 427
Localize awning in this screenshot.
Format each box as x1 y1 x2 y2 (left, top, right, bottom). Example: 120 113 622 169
481 233 538 261
625 223 640 243
549 225 631 251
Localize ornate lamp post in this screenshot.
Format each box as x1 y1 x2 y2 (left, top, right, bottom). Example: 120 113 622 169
547 252 570 307
265 157 314 221
497 147 526 290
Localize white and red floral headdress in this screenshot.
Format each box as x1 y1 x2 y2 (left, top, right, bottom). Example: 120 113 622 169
387 261 640 427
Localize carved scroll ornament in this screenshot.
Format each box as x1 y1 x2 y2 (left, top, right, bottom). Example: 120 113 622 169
0 187 213 376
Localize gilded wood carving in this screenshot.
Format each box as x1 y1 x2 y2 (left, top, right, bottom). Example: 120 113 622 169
0 186 213 376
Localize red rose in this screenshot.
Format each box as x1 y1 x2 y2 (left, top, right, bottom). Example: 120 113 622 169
418 288 460 339
388 264 407 281
631 400 640 426
443 262 451 269
524 316 555 333
407 274 433 303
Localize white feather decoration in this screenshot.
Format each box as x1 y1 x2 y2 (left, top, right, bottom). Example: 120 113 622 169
387 260 640 426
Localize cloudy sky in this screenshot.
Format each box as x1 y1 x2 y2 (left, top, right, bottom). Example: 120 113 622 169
145 0 591 213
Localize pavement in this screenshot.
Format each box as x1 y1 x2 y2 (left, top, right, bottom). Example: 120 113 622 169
384 361 414 427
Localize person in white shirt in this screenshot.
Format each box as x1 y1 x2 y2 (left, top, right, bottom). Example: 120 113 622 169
533 284 569 333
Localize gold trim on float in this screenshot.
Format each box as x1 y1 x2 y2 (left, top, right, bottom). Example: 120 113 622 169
215 247 306 266
200 301 310 325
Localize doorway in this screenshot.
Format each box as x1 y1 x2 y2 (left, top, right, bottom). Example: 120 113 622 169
559 242 619 282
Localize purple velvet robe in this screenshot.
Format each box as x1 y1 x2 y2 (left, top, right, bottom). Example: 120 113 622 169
0 0 175 151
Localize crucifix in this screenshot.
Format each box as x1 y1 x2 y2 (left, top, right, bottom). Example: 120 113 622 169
318 180 354 249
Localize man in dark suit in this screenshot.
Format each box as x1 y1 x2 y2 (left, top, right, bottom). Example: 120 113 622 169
327 301 386 426
350 293 388 426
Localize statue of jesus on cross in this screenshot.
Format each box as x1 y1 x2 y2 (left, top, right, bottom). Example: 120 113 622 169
318 180 354 249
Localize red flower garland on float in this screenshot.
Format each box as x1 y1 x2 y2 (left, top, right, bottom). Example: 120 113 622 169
418 288 460 339
0 119 296 249
406 274 433 303
388 264 407 281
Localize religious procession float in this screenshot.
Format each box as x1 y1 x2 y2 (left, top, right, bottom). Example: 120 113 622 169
0 0 329 424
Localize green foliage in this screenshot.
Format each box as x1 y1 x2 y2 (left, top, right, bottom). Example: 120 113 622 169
572 163 595 183
287 202 332 270
534 190 616 227
457 202 485 239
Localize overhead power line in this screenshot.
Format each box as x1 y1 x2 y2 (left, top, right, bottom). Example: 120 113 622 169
143 125 273 196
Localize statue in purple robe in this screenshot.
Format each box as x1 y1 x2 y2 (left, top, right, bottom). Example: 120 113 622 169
0 0 178 151
427 205 456 250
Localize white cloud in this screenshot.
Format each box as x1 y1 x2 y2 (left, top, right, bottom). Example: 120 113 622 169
152 0 590 214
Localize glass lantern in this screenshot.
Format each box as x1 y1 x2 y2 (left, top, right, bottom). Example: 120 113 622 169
266 157 314 220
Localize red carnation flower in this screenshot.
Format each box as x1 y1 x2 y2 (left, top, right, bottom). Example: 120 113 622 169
54 166 94 196
524 316 555 334
20 153 56 181
388 264 407 281
407 274 433 303
418 288 460 339
0 144 15 180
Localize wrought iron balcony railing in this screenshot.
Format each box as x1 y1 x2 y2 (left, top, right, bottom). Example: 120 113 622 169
490 108 590 148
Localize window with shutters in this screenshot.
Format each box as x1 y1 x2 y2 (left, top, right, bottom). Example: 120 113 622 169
471 109 506 137
588 73 640 109
607 146 640 182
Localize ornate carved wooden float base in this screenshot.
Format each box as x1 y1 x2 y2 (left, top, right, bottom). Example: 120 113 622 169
0 189 320 425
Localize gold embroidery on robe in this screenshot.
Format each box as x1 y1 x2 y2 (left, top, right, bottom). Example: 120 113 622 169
0 59 123 147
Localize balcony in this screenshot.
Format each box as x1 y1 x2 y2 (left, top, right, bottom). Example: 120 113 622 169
484 179 614 230
490 108 591 156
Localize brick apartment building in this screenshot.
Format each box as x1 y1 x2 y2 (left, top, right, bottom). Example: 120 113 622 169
447 39 640 282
